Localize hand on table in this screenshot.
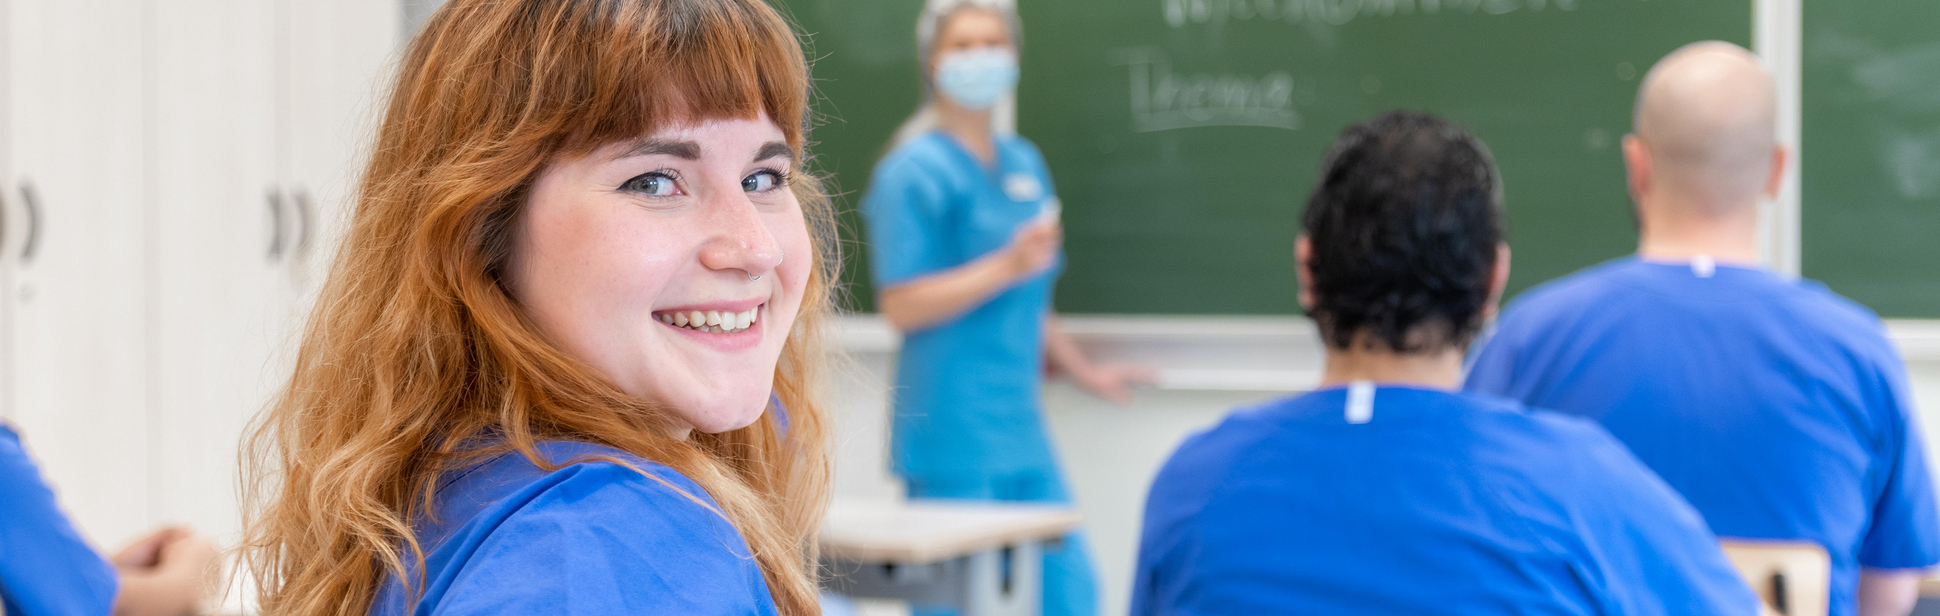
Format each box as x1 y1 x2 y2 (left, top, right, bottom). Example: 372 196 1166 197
112 526 220 616
1070 362 1158 405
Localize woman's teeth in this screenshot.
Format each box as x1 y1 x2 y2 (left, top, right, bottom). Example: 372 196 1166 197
658 308 759 333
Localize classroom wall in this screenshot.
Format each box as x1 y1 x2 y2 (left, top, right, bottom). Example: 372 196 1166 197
1909 363 1940 475
829 315 1940 616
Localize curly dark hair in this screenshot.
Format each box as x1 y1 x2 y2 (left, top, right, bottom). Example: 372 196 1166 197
1301 111 1504 352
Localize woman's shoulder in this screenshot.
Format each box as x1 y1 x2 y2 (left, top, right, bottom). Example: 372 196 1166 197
465 441 736 536
498 444 752 555
423 441 757 567
385 441 776 615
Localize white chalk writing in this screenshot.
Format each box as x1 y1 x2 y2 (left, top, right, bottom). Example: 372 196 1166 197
1164 0 1578 28
1115 48 1299 132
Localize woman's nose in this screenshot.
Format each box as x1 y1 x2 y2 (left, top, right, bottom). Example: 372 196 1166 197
697 194 783 281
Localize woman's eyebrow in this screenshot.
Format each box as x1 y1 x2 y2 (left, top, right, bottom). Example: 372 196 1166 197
617 139 701 160
753 141 795 163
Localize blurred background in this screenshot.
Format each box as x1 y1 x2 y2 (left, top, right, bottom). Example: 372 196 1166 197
1 0 1936 614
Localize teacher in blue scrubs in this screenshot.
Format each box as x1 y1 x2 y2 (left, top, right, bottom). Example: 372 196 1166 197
1132 111 1758 615
861 2 1150 615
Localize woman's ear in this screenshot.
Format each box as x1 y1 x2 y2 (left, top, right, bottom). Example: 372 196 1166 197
1295 235 1315 311
1482 243 1512 321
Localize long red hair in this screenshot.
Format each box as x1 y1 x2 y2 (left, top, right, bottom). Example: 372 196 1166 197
239 0 834 614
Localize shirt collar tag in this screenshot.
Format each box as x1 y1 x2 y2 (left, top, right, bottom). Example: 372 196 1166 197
1345 381 1376 424
1691 254 1716 278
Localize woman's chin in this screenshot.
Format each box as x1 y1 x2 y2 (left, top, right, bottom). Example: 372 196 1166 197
678 393 773 435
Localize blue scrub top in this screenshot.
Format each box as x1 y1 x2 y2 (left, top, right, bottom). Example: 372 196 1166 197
0 423 117 616
1465 257 1940 616
369 441 778 616
862 130 1063 480
1131 386 1757 616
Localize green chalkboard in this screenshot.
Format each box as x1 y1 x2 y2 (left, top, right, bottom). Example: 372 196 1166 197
1802 3 1940 318
773 0 925 311
780 0 1750 314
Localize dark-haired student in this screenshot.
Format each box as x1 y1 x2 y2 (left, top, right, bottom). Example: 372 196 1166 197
1128 111 1759 615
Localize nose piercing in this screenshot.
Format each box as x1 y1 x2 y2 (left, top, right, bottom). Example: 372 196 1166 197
749 249 782 282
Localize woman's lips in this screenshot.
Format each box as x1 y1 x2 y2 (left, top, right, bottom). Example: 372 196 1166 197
655 305 760 333
653 304 767 352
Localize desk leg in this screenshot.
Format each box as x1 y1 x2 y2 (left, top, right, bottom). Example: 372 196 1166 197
822 540 1046 616
964 541 1042 616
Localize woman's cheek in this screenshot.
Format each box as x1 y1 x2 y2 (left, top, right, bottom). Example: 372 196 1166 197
772 213 815 296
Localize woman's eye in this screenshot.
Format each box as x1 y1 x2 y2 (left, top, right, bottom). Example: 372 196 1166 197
621 172 681 197
742 170 784 193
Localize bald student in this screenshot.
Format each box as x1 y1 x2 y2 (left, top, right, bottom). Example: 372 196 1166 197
1466 41 1940 616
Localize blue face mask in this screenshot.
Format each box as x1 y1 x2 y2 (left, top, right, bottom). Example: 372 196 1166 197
934 47 1018 110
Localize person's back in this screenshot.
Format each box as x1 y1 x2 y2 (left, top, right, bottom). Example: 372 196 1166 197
1130 110 1757 615
1467 250 1938 614
1465 42 1940 616
1135 386 1754 615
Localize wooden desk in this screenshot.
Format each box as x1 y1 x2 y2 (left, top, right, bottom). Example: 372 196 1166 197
1919 573 1940 597
820 499 1082 616
1720 540 1830 616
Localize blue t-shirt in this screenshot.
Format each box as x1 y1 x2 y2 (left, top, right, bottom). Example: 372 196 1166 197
862 130 1064 480
369 441 778 616
1131 386 1757 616
1466 257 1940 616
0 423 117 616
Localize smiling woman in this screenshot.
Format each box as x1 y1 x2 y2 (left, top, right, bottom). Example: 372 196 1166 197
238 1 836 615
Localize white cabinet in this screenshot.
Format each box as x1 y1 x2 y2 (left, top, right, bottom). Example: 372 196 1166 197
3 0 155 549
1 0 399 554
148 0 399 548
282 0 402 287
148 0 288 550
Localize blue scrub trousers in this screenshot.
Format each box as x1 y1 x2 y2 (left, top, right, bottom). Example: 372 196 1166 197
904 467 1098 616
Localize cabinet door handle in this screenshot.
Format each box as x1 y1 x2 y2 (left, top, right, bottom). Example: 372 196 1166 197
291 187 314 258
266 187 287 260
19 182 41 264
